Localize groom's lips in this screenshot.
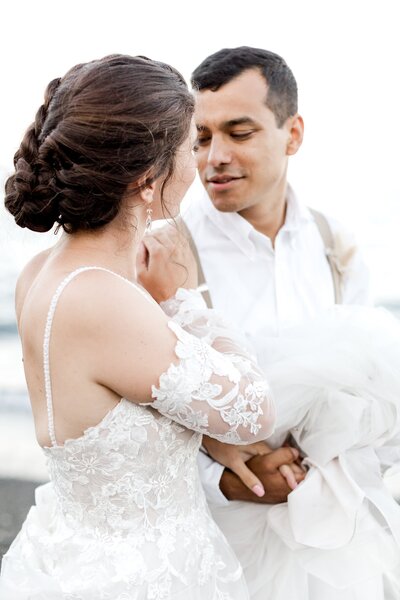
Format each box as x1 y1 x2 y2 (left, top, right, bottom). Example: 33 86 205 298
206 174 244 192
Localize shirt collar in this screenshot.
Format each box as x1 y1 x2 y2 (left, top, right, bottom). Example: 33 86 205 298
281 186 313 232
198 185 313 258
199 192 255 257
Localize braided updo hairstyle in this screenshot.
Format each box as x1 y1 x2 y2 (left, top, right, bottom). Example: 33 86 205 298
5 55 194 233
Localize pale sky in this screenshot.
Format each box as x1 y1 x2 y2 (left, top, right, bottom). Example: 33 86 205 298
1 0 399 300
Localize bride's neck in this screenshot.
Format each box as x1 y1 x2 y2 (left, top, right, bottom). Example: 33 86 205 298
53 213 144 281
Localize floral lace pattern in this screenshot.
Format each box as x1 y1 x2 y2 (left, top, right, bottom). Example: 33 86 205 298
155 289 275 444
45 401 201 534
2 400 247 599
0 274 259 599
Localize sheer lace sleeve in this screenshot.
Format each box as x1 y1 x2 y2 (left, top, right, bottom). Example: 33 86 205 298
151 288 276 445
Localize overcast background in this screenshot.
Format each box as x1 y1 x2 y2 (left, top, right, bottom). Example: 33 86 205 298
2 0 400 300
0 0 399 481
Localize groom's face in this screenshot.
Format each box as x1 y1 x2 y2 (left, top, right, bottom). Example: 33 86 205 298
194 69 299 215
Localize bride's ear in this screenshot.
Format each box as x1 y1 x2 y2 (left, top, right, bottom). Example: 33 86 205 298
138 181 156 205
126 171 157 204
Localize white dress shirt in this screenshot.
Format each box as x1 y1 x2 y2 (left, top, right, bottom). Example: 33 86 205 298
182 186 370 506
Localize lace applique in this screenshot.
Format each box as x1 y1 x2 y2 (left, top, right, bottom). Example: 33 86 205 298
2 401 246 598
153 321 271 444
154 289 276 444
0 272 254 599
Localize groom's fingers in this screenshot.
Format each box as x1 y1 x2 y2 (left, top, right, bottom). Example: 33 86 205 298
229 460 266 498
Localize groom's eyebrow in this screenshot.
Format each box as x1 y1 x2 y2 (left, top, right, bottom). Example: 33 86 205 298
196 117 258 132
224 117 257 127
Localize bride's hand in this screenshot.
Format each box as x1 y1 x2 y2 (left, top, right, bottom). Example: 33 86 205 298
202 436 276 498
137 225 198 303
279 436 307 490
203 436 305 498
279 463 305 490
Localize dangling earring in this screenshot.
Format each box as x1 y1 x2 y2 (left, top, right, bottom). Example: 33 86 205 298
145 205 153 233
54 215 62 235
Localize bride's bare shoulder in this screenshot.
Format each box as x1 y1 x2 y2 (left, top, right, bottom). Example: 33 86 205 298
15 248 53 319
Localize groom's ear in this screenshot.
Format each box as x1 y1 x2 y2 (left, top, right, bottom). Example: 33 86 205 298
285 114 304 156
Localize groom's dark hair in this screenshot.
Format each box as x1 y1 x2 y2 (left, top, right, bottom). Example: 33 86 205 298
191 46 298 128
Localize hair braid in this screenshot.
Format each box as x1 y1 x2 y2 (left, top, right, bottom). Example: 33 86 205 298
5 77 63 232
5 55 194 234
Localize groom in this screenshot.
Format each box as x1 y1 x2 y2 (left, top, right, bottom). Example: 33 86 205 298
139 45 369 514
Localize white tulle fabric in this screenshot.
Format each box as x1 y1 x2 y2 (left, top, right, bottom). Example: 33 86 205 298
211 305 400 599
0 268 276 600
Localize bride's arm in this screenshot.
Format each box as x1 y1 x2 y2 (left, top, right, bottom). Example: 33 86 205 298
62 269 276 445
135 228 276 444
151 288 276 444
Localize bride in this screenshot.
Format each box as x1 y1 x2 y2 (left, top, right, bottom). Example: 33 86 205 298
0 54 277 599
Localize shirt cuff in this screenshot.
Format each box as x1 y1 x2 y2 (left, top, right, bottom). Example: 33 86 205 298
197 449 230 507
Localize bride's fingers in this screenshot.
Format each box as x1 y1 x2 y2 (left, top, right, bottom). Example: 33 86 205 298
245 441 273 457
137 241 149 270
279 465 298 490
290 463 307 477
230 459 265 498
140 235 164 269
236 441 274 463
264 447 299 471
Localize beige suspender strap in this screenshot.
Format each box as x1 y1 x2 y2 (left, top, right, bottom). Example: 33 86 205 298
309 208 343 304
178 210 343 308
177 217 213 308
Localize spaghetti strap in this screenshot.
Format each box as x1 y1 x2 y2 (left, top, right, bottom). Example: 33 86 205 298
43 266 153 447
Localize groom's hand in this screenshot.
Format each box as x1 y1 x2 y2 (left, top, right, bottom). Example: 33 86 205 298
220 448 306 504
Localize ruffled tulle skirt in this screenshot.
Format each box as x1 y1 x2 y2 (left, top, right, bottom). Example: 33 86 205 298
212 305 400 599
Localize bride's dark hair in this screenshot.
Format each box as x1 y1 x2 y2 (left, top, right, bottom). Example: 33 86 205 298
5 54 194 233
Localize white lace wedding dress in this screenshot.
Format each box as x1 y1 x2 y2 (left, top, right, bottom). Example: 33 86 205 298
0 267 276 600
210 305 400 600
